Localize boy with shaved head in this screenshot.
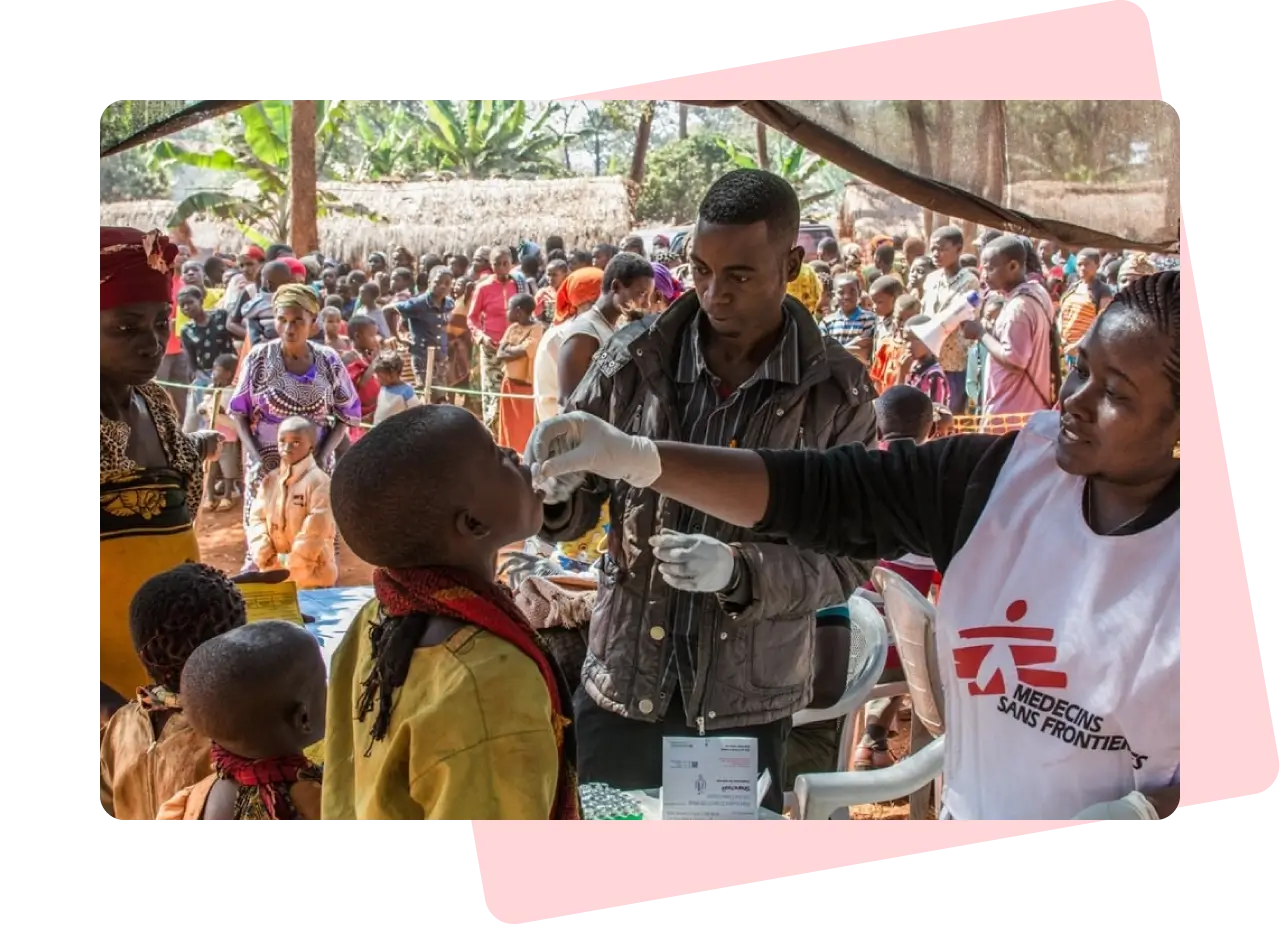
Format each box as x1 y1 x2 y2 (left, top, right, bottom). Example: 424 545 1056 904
157 620 326 820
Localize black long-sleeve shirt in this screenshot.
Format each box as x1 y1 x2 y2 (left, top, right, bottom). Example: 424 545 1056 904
756 433 1179 574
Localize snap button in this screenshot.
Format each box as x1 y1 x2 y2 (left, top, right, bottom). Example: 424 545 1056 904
707 711 717 719
638 699 654 714
719 632 728 640
775 407 784 417
650 626 666 641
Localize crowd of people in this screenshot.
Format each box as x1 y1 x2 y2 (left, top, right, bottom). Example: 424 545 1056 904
100 166 1179 821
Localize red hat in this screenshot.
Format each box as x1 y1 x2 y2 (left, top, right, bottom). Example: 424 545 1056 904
282 257 307 280
241 244 266 261
101 227 178 311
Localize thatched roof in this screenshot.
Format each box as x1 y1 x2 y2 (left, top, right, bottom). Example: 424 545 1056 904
841 178 1176 245
101 177 636 261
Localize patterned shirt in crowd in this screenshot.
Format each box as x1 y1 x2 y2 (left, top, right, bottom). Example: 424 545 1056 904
663 314 802 705
1058 277 1112 348
905 355 951 408
818 306 876 349
922 267 980 373
180 309 235 374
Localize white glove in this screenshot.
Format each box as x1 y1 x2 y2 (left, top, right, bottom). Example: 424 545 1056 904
1072 791 1160 820
649 531 737 593
527 411 662 489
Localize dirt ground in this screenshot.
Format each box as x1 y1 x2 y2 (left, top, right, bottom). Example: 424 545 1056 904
197 507 924 820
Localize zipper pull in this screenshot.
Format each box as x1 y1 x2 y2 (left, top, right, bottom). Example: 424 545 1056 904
696 716 706 736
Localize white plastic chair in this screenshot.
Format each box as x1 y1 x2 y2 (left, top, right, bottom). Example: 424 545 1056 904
879 565 947 817
783 596 889 817
790 569 948 819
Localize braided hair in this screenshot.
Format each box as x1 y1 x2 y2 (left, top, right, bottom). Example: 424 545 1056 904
356 607 430 749
1109 270 1180 408
129 563 247 691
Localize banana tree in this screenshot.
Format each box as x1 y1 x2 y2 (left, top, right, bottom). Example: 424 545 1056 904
418 100 565 178
150 100 367 243
350 105 424 180
716 136 833 209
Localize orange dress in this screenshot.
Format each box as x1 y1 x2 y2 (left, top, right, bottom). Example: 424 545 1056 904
157 775 322 819
496 322 544 453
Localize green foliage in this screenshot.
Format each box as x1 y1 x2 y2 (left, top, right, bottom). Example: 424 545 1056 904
715 137 834 210
100 147 170 202
417 100 566 178
149 101 368 241
634 135 736 224
100 100 197 153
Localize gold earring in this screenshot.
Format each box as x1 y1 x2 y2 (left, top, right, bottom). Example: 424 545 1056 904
1172 440 1180 459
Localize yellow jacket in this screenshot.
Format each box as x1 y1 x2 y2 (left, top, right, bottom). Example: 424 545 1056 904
322 599 560 819
246 455 337 589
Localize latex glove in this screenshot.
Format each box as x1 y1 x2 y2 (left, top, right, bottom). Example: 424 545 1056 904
649 531 737 593
1072 791 1160 820
527 411 661 489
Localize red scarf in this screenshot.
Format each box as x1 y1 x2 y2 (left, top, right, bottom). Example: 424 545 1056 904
210 743 318 820
373 566 581 820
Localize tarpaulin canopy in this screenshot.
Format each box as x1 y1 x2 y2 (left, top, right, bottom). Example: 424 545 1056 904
682 101 1179 252
100 101 255 158
101 100 1178 251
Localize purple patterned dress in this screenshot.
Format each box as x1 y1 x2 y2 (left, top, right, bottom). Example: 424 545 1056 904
228 340 361 535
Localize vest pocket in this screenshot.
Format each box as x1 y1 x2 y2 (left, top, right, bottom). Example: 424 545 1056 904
749 616 812 691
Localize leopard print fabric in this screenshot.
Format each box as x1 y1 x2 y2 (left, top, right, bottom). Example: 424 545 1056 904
100 380 204 522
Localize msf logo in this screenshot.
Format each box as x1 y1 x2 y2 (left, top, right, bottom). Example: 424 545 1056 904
953 600 1068 696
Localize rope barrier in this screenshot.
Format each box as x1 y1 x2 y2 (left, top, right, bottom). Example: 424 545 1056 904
154 381 1038 428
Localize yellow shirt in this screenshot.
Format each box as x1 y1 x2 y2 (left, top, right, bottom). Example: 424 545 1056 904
786 263 822 313
322 599 561 820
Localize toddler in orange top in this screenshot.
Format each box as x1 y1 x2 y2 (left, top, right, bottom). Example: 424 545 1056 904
101 563 247 818
158 620 326 820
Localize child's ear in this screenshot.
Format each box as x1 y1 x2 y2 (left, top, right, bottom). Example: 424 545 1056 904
456 510 491 540
291 701 311 736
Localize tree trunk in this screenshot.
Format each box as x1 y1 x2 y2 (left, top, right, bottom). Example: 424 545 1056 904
678 103 688 140
630 101 656 187
290 100 318 255
906 101 934 234
756 121 770 170
981 100 1008 207
936 101 955 231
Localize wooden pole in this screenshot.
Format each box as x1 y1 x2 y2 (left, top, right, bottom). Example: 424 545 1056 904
424 346 437 403
289 100 318 256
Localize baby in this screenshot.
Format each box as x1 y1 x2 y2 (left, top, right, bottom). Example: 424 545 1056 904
246 416 337 589
373 350 422 425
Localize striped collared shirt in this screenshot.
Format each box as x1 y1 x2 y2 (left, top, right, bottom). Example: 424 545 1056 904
661 312 803 713
818 306 876 348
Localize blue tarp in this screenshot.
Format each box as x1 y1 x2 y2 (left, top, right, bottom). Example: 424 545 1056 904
299 586 371 675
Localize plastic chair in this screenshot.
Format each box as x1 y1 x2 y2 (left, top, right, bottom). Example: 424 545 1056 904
874 566 946 818
783 596 889 818
789 570 949 820
873 567 945 738
793 736 946 820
